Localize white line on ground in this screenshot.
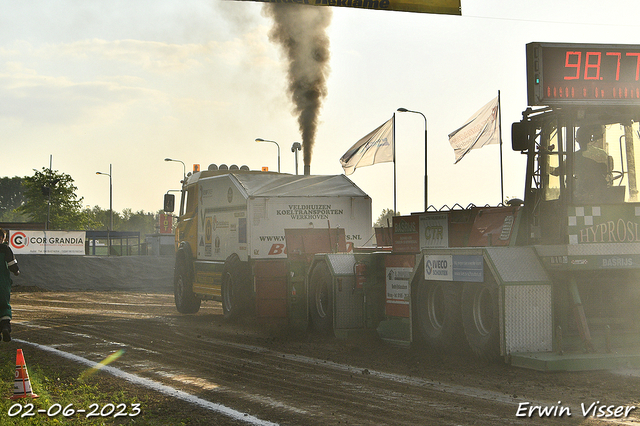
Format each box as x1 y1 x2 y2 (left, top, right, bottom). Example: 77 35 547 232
13 339 279 426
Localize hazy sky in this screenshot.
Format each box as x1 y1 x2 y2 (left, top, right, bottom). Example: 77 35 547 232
1 1 639 221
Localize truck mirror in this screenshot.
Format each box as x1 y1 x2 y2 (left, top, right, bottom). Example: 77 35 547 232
164 193 175 213
511 121 529 152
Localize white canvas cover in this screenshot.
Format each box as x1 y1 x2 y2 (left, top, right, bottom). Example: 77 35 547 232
229 173 369 198
194 172 373 261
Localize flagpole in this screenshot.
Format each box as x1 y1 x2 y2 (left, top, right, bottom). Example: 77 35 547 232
393 113 397 214
498 90 504 205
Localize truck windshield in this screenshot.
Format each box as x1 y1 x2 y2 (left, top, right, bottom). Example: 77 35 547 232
573 122 639 204
541 120 640 204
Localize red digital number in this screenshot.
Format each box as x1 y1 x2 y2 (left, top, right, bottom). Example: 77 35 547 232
584 51 601 80
564 51 581 80
627 52 640 81
606 51 621 80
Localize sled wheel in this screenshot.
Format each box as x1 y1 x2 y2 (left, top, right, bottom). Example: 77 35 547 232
461 280 500 361
309 262 333 334
414 279 464 351
222 254 251 321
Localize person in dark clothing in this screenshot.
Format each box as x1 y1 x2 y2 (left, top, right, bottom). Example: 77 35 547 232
0 228 19 342
574 125 613 201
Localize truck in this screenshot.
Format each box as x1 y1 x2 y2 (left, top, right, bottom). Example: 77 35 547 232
165 42 640 370
163 167 372 327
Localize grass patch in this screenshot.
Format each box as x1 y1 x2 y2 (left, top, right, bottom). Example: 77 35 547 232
0 345 226 425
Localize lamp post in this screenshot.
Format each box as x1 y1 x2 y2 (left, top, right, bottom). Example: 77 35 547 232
164 158 186 181
397 108 428 210
33 167 50 231
96 164 113 255
255 138 280 173
291 142 302 175
34 161 54 253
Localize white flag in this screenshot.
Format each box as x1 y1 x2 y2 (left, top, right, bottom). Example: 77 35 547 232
448 97 500 164
340 117 394 175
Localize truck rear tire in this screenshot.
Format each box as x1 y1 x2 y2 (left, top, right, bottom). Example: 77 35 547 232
414 280 464 351
461 281 500 361
222 255 251 321
174 259 201 314
309 262 333 334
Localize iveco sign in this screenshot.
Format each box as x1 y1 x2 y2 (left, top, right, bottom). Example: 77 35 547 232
424 254 483 282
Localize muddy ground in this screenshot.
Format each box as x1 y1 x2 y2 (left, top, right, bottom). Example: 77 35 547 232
7 289 640 425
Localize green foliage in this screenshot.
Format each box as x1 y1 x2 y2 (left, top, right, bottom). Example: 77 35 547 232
0 209 28 223
17 168 100 230
85 207 160 235
0 348 191 425
0 177 28 222
3 171 162 235
119 208 157 235
374 208 399 228
0 354 134 425
84 206 116 231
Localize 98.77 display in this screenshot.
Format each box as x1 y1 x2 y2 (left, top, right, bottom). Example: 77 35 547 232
527 42 640 106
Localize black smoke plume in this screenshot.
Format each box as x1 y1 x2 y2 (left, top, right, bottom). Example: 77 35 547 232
263 4 332 174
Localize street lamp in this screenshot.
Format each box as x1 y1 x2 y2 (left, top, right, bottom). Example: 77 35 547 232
255 138 281 173
291 142 302 175
164 158 186 181
33 167 53 231
397 108 428 210
96 164 113 255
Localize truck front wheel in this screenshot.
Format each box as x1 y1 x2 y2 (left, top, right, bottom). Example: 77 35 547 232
414 280 464 351
222 255 251 321
309 262 333 334
461 281 500 361
174 259 201 314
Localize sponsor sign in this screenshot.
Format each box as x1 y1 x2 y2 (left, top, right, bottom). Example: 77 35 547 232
419 214 448 248
545 254 640 270
385 255 414 318
159 213 173 234
448 97 499 164
452 255 484 282
567 205 640 245
340 117 394 176
250 198 371 259
424 254 483 282
392 215 420 252
424 254 452 280
9 230 86 255
601 257 634 268
233 0 462 16
205 216 213 257
386 267 412 302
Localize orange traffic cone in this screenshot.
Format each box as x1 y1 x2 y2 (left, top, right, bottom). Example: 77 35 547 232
10 349 38 399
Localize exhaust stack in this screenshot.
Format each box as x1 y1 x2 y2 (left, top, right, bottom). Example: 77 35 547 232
264 4 331 181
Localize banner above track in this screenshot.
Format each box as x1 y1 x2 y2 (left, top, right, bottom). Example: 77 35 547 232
232 0 461 15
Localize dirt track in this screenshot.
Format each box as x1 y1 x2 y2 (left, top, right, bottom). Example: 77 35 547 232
8 290 640 425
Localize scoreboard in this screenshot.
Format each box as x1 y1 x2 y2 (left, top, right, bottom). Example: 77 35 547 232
527 42 640 106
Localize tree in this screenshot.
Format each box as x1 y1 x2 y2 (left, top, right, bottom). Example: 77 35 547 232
374 208 399 228
85 206 121 231
18 168 99 230
0 177 27 222
85 206 161 235
119 208 157 235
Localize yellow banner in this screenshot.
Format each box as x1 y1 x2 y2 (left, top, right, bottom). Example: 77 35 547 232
233 0 461 15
